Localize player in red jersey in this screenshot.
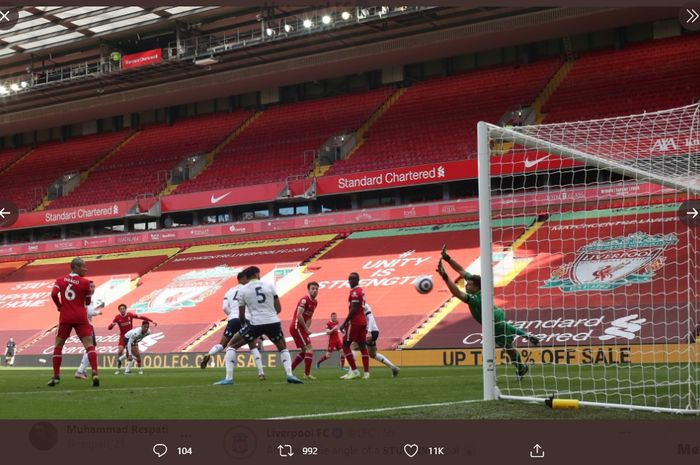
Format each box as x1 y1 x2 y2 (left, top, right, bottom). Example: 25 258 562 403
339 272 369 380
289 282 319 380
48 258 98 387
108 303 157 374
315 312 346 369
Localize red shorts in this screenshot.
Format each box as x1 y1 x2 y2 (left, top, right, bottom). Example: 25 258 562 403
57 322 93 340
344 323 367 345
118 335 128 348
327 339 343 352
289 326 311 349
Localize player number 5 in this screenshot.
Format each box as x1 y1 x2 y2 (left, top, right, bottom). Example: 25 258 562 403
65 284 76 301
255 286 266 303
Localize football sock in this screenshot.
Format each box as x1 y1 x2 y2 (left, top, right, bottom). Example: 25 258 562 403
510 351 525 371
137 359 142 368
126 360 133 371
317 354 328 366
250 348 264 376
340 355 346 368
304 352 313 376
342 347 357 370
280 349 293 377
360 348 370 373
79 352 89 373
208 344 224 356
87 346 98 375
291 351 305 370
224 348 236 381
52 346 63 378
375 353 396 369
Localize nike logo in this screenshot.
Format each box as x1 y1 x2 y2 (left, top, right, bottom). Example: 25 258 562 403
210 192 232 204
523 155 550 168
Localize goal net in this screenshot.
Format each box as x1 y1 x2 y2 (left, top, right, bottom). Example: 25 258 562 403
476 103 700 414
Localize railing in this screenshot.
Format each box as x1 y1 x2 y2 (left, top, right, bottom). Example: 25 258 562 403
166 6 434 62
2 59 123 96
156 169 171 185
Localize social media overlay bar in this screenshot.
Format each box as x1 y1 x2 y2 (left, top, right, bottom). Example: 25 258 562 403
0 420 699 464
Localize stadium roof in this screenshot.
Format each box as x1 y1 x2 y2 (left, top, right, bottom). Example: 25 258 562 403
0 5 677 134
0 6 220 58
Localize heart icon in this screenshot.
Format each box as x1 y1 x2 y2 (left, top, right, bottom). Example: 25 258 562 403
403 444 419 458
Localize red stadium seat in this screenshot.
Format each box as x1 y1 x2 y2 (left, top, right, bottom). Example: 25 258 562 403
176 88 394 193
543 34 700 122
327 59 561 175
0 132 130 211
47 111 253 209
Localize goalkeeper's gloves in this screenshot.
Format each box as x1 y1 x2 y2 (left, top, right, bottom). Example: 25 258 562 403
441 244 451 262
436 259 448 280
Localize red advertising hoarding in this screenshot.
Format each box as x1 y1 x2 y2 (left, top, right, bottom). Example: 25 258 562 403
316 160 474 195
315 154 580 196
160 182 286 212
121 48 162 69
0 182 674 257
4 200 134 231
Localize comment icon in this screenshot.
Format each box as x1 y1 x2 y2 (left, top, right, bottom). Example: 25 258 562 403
153 443 168 458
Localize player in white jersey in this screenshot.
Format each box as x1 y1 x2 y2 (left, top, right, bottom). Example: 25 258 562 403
351 302 400 378
75 281 102 379
214 266 302 385
200 271 266 379
121 321 150 375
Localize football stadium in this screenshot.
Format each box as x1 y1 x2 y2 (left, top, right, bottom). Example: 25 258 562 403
0 5 699 421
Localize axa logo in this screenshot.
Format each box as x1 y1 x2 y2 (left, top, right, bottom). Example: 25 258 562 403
598 314 646 341
651 138 678 153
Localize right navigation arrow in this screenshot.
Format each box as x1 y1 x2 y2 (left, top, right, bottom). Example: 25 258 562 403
688 8 700 23
688 207 699 219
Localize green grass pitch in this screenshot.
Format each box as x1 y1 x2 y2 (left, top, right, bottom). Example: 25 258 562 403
0 366 694 420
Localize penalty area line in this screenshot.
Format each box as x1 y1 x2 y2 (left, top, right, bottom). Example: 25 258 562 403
267 399 482 420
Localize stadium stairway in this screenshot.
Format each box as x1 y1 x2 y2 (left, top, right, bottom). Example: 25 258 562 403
337 87 408 166
81 130 140 180
400 216 542 349
182 234 347 353
37 130 139 211
490 59 575 157
166 110 260 196
398 296 462 349
531 59 576 121
0 259 32 281
0 147 32 178
182 321 227 353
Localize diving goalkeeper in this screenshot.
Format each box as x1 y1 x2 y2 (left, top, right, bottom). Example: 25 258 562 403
437 245 540 380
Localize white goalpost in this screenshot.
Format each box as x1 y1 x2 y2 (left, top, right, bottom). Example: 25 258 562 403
477 103 700 414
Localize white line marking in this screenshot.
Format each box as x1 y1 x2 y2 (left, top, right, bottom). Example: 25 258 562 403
267 399 482 420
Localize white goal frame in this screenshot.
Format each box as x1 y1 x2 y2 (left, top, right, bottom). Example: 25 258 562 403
476 103 700 414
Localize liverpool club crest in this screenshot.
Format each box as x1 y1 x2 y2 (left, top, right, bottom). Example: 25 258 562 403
542 232 677 292
130 266 239 314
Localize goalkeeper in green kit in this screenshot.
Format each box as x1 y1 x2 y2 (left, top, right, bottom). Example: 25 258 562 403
437 245 540 380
